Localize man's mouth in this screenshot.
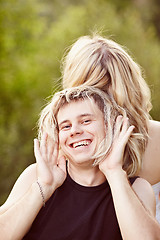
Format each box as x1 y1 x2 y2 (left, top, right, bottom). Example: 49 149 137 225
71 140 91 148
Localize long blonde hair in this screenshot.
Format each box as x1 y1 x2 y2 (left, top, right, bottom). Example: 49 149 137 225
38 86 143 177
62 34 152 175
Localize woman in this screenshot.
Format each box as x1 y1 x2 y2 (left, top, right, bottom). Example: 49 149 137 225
61 34 160 222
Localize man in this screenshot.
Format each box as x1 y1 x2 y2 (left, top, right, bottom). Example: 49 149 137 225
0 86 159 239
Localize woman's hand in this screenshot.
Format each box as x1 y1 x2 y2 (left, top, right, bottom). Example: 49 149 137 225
99 116 134 177
34 133 67 201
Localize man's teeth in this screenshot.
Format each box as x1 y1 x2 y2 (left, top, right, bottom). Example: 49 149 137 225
73 141 90 148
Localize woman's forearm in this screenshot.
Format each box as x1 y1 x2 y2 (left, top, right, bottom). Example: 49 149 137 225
106 170 160 240
0 182 45 240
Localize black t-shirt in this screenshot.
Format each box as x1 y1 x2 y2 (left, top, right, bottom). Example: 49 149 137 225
23 174 137 240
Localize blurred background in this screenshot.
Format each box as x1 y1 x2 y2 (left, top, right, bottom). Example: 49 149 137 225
0 0 160 204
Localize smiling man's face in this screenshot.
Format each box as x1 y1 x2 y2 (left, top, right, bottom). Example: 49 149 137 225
57 98 106 168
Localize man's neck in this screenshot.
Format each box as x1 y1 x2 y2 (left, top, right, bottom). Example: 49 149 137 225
67 162 106 187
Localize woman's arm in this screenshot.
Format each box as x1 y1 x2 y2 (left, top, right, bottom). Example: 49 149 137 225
140 120 160 185
0 164 37 213
99 116 160 240
0 133 66 240
0 180 46 240
106 170 159 240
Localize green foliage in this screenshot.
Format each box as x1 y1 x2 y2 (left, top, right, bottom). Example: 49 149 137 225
0 0 160 204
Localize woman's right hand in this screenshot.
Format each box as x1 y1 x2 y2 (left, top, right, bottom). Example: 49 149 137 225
34 133 67 201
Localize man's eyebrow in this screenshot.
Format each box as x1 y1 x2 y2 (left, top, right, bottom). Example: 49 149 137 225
58 113 94 126
79 113 94 117
58 120 69 127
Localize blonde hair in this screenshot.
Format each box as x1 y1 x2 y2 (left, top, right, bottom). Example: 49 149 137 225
38 86 143 177
62 34 152 174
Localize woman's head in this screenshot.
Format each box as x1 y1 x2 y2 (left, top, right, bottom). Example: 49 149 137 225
38 86 142 177
62 35 152 114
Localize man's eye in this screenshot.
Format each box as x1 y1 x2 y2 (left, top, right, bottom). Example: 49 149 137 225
59 125 71 131
82 119 91 124
62 125 71 130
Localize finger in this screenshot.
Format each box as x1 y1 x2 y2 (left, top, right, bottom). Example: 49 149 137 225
34 139 46 168
40 132 48 148
34 139 49 180
113 115 123 139
122 125 135 145
40 133 48 158
58 156 67 173
120 117 129 135
34 139 41 163
47 138 54 160
51 141 59 165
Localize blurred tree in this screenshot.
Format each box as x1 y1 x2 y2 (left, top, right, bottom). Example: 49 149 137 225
133 0 160 39
0 0 61 203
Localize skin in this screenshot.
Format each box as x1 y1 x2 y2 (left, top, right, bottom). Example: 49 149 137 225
0 99 159 240
140 120 160 185
57 99 106 186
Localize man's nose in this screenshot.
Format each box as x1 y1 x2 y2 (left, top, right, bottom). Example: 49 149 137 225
70 124 83 137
